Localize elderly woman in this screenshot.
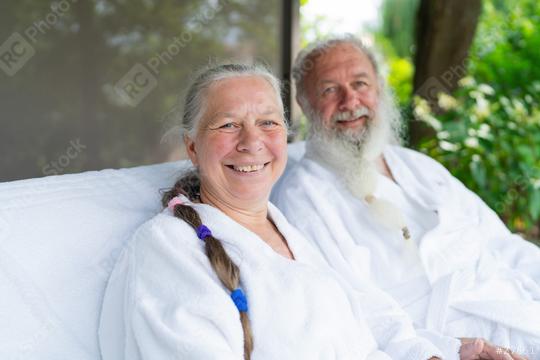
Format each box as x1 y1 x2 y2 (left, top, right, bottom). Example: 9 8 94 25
98 63 446 359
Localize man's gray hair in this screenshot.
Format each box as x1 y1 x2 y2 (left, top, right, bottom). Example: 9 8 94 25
292 35 385 108
182 63 286 138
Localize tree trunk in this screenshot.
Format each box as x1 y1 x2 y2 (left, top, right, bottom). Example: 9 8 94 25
410 0 482 145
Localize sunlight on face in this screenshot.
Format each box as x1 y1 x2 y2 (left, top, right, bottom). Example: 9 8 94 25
185 76 288 206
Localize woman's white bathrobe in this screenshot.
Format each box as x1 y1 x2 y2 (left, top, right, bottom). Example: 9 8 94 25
98 196 443 360
272 145 540 359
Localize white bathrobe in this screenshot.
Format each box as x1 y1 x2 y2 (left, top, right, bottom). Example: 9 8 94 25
98 195 443 360
272 145 540 359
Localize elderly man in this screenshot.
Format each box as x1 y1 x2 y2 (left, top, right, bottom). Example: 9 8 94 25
272 36 540 359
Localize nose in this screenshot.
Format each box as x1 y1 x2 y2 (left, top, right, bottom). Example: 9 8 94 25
338 87 359 112
236 125 263 153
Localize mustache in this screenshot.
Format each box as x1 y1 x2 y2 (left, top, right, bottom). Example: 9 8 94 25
331 107 371 123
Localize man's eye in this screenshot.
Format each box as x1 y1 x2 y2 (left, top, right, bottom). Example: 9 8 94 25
354 81 367 88
322 87 336 95
261 120 279 127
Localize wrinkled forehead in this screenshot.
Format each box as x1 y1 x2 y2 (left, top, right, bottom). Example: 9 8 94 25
308 44 377 82
203 76 282 119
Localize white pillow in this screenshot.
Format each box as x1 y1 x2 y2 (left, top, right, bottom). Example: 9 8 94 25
0 141 305 359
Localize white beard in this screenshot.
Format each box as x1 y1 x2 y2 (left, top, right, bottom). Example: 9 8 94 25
305 90 410 238
305 88 399 199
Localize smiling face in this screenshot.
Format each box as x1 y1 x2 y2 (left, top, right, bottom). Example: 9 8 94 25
302 43 380 137
185 75 288 207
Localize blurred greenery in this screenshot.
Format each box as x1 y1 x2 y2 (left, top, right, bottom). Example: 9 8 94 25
380 0 418 58
378 0 540 240
375 0 419 108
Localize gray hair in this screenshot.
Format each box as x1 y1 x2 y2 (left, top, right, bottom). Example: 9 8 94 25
182 63 286 139
292 35 385 108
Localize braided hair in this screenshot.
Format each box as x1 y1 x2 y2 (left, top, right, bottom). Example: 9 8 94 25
162 170 253 358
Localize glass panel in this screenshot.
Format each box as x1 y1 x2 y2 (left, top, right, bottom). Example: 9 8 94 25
0 0 282 181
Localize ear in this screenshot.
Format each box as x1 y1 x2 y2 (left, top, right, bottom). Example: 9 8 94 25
184 134 198 166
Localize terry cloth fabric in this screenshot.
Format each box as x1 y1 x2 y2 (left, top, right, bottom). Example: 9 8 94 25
272 144 540 359
0 142 306 359
99 198 443 359
0 160 188 359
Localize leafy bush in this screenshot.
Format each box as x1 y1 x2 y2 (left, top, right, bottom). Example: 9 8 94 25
470 0 540 98
413 0 540 240
388 57 414 106
414 77 540 238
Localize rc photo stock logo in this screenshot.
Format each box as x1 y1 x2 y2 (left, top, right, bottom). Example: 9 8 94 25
0 0 78 77
114 0 230 107
416 60 468 109
415 77 448 110
114 63 158 107
0 33 35 77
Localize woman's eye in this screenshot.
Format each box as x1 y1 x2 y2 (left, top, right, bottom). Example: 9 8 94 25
218 122 239 130
208 122 240 132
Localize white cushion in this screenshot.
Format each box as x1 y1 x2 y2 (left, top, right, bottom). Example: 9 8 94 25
0 141 305 359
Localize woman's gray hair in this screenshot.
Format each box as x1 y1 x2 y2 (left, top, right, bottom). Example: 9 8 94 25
182 63 286 139
292 35 385 108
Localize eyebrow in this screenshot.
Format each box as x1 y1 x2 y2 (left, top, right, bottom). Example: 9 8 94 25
352 72 370 78
318 72 371 85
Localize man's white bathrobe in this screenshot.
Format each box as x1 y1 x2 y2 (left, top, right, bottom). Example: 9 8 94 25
272 145 540 359
98 195 443 360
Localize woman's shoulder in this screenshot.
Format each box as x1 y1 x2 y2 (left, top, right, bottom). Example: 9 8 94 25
129 209 202 259
126 209 221 294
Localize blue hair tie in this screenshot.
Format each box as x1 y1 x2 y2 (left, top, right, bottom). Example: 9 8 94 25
230 288 248 312
196 224 212 241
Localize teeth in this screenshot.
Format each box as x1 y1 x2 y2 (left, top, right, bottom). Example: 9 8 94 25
232 164 265 172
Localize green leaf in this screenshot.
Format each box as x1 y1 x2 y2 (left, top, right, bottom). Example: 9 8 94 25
529 190 540 221
470 160 487 188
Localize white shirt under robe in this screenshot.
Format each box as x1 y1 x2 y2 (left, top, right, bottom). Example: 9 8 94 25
272 145 540 359
98 195 442 360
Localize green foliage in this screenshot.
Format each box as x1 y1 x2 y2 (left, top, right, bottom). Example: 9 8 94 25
376 0 540 238
414 0 540 238
380 0 419 58
387 57 414 106
415 79 540 236
373 0 417 108
470 0 540 98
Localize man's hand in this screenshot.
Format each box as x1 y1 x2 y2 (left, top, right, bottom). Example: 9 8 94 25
459 338 528 360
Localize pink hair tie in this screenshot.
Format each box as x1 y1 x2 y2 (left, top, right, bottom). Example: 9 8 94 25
168 196 184 211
